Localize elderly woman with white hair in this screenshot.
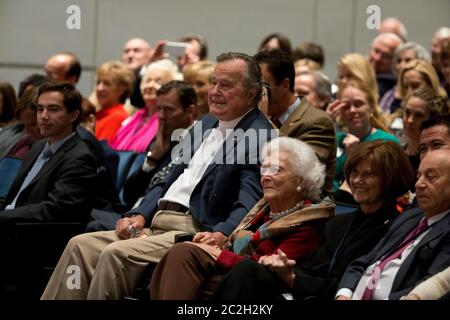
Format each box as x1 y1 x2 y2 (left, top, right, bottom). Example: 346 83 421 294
150 137 335 300
110 59 181 152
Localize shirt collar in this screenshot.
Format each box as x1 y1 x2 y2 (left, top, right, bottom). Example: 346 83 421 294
278 97 301 124
47 132 76 154
427 209 450 226
217 107 253 130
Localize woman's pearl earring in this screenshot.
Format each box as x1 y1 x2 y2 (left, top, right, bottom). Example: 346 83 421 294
296 186 302 193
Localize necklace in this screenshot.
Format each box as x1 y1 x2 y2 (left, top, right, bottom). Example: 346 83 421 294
269 200 304 219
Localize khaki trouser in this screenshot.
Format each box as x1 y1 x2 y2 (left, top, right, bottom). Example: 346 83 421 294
41 210 200 300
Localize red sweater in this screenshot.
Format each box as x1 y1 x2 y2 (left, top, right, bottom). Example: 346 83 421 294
95 103 128 144
216 218 326 272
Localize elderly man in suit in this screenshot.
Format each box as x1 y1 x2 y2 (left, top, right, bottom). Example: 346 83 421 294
42 52 276 300
254 49 336 194
336 149 450 300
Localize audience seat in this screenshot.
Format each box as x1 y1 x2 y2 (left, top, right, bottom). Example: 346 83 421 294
1 221 85 299
0 156 23 198
118 153 146 204
115 151 137 192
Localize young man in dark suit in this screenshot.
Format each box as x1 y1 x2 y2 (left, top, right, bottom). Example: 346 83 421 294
0 82 96 223
0 82 97 297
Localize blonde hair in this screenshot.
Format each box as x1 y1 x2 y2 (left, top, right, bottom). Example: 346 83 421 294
96 60 135 102
183 60 215 83
294 59 321 72
399 59 447 99
337 53 379 102
402 87 449 117
339 80 389 132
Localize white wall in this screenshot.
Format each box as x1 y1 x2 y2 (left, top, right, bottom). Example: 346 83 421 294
1 0 449 96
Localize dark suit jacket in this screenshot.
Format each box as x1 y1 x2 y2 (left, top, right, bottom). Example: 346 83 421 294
77 126 121 211
0 134 97 223
293 205 398 300
280 98 336 194
337 208 450 300
129 107 276 235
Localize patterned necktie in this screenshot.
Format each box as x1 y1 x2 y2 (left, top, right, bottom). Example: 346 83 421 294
6 145 53 209
361 218 428 300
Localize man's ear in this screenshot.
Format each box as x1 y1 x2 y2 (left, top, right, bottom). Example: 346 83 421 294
186 104 197 120
281 78 291 91
247 88 257 104
67 75 78 84
70 109 80 123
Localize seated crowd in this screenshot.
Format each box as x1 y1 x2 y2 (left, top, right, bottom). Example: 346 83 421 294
1 20 450 300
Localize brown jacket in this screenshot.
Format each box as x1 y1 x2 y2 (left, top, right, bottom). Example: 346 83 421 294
280 98 337 194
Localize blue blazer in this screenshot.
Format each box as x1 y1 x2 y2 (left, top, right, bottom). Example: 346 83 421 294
129 107 276 235
337 208 450 299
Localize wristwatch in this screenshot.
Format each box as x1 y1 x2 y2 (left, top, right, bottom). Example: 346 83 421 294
142 151 158 172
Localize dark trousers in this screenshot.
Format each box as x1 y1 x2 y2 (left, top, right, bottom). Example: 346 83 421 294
212 259 287 300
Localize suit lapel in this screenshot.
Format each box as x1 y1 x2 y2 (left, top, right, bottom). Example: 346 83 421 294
376 212 423 260
6 140 46 202
392 212 450 289
24 135 79 189
280 98 308 135
162 114 218 189
199 107 260 180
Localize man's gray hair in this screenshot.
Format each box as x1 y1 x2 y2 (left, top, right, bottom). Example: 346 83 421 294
395 42 431 63
216 52 262 105
261 137 325 201
312 70 332 100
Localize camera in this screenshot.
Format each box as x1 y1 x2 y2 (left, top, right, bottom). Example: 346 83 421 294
164 41 187 61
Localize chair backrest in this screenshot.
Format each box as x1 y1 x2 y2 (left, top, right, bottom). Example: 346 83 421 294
0 156 23 198
115 151 137 191
127 153 146 179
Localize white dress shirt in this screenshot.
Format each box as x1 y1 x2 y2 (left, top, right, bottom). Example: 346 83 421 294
159 114 246 208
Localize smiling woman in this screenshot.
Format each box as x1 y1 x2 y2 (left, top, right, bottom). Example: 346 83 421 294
344 140 414 213
149 137 335 300
333 80 399 191
94 61 135 144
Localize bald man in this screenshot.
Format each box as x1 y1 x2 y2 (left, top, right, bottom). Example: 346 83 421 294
121 38 152 108
336 149 450 300
122 38 152 71
379 17 408 42
369 32 404 97
45 52 81 84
